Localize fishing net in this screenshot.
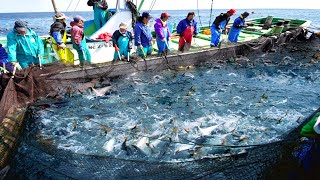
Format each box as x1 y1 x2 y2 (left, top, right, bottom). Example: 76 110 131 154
1 27 318 179
0 64 66 121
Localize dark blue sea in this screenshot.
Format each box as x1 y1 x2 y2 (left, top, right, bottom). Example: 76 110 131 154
0 9 320 37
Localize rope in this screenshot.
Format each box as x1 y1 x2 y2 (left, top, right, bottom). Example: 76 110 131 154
196 0 203 27
148 0 156 13
74 0 81 12
66 0 73 12
208 0 214 28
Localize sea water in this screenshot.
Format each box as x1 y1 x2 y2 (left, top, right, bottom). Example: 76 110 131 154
25 42 320 161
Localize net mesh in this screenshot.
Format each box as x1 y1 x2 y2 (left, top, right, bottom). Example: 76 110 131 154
1 28 318 179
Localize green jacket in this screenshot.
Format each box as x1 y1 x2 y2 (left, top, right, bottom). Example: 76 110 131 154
300 112 320 138
7 28 44 68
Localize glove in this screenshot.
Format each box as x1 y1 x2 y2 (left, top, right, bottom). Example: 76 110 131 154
12 62 22 70
193 34 197 38
138 45 143 50
58 43 66 49
0 67 9 74
161 38 166 42
179 34 183 37
79 45 83 52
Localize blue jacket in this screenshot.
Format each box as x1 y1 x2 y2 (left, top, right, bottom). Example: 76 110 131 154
0 44 8 61
7 28 44 68
232 16 246 28
176 18 198 35
134 22 152 47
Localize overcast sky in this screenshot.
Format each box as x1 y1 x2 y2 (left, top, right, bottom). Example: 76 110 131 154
0 0 319 13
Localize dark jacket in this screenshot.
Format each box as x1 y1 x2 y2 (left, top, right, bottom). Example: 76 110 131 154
50 21 66 36
112 30 133 49
213 13 230 30
50 21 66 44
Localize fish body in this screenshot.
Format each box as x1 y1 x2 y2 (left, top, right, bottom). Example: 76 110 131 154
103 137 116 152
91 86 112 96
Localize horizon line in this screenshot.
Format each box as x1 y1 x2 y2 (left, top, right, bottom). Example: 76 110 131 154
0 8 319 14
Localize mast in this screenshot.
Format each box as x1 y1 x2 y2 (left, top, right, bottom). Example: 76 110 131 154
51 0 58 13
138 0 145 12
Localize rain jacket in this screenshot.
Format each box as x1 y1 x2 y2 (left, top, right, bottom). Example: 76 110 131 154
154 18 171 40
0 43 14 73
112 30 133 60
154 18 171 54
112 30 133 49
301 112 320 138
134 22 152 47
50 21 66 45
70 22 91 63
176 18 198 36
212 13 230 31
7 28 44 68
94 0 108 29
228 16 246 43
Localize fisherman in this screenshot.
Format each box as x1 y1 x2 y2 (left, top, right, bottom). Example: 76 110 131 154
50 12 68 61
7 21 44 69
93 0 108 30
112 22 133 61
0 43 14 73
134 12 153 58
298 112 320 172
70 16 91 67
154 12 171 54
210 9 236 47
177 12 199 52
228 12 250 43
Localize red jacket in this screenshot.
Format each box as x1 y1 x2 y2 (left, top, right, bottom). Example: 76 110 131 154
70 22 84 45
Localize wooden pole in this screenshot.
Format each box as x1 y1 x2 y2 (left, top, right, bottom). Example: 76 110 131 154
51 0 59 13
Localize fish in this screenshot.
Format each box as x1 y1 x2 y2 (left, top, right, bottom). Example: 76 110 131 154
103 137 116 152
136 137 152 155
197 123 224 136
91 86 113 96
121 137 146 157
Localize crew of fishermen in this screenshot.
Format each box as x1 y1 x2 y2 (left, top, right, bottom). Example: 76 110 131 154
1 9 253 72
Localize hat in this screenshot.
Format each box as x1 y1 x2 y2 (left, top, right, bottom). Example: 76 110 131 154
73 15 84 23
54 12 67 20
242 12 250 18
141 12 152 19
119 22 127 29
161 12 171 18
14 21 27 30
228 9 236 15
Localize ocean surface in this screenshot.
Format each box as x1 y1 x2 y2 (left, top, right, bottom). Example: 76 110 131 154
0 9 320 38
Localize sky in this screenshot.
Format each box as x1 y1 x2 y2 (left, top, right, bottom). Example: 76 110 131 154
0 0 319 13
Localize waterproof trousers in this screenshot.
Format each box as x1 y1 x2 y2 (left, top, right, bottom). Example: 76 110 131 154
72 39 91 63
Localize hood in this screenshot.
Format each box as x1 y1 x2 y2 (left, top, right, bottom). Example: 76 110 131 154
155 18 162 24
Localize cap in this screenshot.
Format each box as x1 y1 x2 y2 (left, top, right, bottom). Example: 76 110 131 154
161 12 171 18
141 12 152 19
228 9 236 15
119 22 127 29
242 12 250 18
14 21 27 31
73 15 84 23
54 12 67 20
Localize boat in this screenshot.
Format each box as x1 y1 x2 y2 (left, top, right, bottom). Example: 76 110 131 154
0 0 317 178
